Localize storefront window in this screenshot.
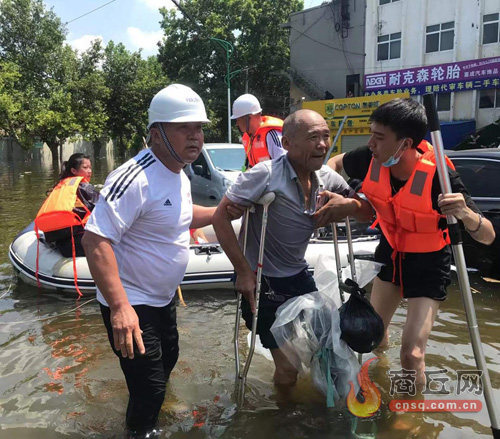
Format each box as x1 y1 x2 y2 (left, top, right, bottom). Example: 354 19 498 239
479 89 500 108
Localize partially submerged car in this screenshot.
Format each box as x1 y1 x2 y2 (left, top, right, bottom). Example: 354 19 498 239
184 143 245 206
446 148 500 279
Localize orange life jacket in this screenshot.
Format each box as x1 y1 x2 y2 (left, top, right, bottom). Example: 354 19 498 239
35 176 91 232
361 150 451 255
34 176 91 297
242 115 284 167
417 139 455 169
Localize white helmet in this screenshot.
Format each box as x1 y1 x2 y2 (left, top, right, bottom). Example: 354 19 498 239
231 94 262 119
147 83 210 129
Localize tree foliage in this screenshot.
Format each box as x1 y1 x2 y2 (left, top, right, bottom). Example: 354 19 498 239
0 0 75 166
102 42 168 155
157 0 302 141
0 0 168 167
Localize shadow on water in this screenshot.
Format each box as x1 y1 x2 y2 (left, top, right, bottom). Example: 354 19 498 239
0 156 498 438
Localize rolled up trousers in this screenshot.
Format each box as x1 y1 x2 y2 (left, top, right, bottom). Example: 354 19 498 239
100 301 179 431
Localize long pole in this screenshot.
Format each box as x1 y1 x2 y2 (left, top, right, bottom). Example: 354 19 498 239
423 93 499 439
323 115 348 165
227 49 231 143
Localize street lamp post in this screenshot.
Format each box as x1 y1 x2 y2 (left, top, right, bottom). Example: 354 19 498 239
209 38 240 144
169 1 240 142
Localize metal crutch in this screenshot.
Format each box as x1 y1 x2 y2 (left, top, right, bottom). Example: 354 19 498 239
331 217 358 302
234 192 276 406
332 218 363 364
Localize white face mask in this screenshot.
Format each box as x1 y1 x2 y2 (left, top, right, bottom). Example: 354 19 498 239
382 139 406 167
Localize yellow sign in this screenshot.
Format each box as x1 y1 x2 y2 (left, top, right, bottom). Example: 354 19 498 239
302 93 410 153
302 93 410 132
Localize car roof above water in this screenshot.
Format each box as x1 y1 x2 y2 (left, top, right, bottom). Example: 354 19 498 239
445 148 500 159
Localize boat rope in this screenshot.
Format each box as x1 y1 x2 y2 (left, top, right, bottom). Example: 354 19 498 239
0 298 96 325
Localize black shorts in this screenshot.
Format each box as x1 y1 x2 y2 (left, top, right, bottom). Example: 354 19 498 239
240 268 317 349
375 239 451 301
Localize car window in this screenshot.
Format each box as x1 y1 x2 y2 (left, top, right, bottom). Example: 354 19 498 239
453 159 500 198
207 148 246 171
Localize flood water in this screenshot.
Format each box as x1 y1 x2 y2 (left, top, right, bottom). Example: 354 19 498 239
0 154 498 438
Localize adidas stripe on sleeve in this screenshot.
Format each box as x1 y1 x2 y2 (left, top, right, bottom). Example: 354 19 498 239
86 152 155 244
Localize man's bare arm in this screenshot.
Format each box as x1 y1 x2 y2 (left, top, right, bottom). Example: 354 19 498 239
191 205 216 229
326 153 345 173
313 192 373 227
438 193 496 245
81 231 145 359
212 196 257 312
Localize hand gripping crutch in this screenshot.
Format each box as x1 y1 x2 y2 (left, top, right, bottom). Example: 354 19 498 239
234 192 275 406
332 218 363 363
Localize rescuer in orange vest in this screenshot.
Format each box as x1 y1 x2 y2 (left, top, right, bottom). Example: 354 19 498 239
327 98 495 389
36 153 99 258
231 94 285 169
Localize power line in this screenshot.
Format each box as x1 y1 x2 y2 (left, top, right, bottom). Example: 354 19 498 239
66 0 118 25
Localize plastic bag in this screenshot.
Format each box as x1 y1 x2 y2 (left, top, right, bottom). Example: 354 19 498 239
270 289 359 406
338 278 385 353
270 255 382 406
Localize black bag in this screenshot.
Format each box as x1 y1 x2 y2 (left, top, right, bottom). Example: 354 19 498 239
339 278 384 353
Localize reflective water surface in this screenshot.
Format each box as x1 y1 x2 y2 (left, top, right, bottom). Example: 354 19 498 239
0 155 498 438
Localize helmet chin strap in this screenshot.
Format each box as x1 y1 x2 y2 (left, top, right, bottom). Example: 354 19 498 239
245 114 251 135
158 124 185 164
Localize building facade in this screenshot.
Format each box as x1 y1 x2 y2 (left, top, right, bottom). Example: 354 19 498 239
288 0 367 111
364 0 500 135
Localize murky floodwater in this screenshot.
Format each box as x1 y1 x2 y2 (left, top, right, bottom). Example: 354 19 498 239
0 155 498 438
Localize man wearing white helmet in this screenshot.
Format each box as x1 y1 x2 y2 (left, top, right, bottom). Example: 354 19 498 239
231 93 285 169
82 84 241 437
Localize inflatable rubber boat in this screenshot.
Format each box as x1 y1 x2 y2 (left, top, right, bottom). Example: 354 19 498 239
8 222 379 296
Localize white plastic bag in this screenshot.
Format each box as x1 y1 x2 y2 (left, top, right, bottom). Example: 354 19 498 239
270 255 382 406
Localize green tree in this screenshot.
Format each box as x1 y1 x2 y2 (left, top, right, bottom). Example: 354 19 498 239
30 44 80 169
157 0 302 142
0 0 80 169
0 61 23 139
72 39 110 159
103 41 168 155
0 0 66 92
128 55 169 153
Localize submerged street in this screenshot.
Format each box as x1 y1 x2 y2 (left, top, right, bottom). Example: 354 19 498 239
0 156 498 438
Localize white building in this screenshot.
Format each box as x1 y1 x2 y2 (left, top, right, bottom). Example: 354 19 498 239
364 0 500 131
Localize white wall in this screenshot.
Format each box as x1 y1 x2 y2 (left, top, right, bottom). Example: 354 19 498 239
289 1 366 105
1 137 115 172
365 0 500 128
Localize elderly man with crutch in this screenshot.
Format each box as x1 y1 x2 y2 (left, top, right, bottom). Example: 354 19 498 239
212 109 374 402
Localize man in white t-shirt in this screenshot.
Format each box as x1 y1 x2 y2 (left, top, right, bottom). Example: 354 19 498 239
82 84 241 437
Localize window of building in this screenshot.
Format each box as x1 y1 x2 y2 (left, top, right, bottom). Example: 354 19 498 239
483 13 500 44
436 93 451 111
380 0 400 4
426 22 454 52
377 32 401 60
479 88 500 108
